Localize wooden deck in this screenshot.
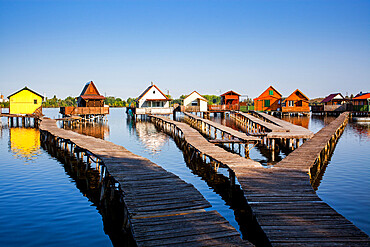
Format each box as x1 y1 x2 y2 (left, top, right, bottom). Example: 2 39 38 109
39 118 249 247
152 113 370 246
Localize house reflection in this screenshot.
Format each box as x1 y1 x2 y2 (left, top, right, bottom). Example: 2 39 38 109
127 119 169 155
64 123 110 140
9 128 41 160
281 115 310 128
352 122 370 139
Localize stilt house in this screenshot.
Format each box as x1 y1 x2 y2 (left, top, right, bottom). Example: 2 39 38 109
7 86 44 115
254 86 282 111
60 81 109 118
282 89 310 113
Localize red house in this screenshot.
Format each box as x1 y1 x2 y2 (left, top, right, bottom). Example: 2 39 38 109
220 90 240 105
254 86 282 111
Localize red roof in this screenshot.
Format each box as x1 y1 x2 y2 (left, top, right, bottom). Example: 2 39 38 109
353 93 370 100
220 90 241 97
78 81 105 100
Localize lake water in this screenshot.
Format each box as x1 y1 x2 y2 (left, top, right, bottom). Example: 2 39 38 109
0 108 369 246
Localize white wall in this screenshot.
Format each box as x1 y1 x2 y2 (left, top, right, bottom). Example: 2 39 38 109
138 86 169 108
184 92 208 112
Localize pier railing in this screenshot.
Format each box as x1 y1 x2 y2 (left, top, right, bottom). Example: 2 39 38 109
60 106 109 116
208 104 239 112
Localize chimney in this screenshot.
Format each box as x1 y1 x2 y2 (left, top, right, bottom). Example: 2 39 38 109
151 81 154 86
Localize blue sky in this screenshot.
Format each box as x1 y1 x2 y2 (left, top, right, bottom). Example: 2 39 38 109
0 0 369 100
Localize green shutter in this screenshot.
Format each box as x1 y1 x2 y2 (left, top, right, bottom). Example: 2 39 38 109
269 90 273 95
264 100 270 107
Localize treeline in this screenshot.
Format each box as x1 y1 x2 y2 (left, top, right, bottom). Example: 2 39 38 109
172 95 221 105
42 96 77 107
39 94 222 108
41 96 138 108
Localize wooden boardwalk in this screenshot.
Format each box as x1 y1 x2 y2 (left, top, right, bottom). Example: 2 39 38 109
39 118 250 247
184 112 261 143
152 113 370 246
231 111 314 139
151 115 261 170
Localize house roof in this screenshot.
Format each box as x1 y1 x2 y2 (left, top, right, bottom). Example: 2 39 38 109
136 84 170 102
220 90 241 97
320 93 344 103
7 86 44 99
80 81 105 99
283 89 309 102
184 91 208 102
353 92 370 100
254 86 282 100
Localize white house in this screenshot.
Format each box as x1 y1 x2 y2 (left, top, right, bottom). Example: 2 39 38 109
135 83 172 114
183 91 208 112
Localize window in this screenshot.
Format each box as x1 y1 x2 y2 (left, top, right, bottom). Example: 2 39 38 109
269 90 273 95
264 100 270 107
153 90 155 94
34 99 37 104
288 101 294 107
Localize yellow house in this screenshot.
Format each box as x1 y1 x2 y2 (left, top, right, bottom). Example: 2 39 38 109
8 87 44 115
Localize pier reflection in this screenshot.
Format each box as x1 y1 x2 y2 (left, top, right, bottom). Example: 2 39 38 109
9 127 41 161
41 139 135 247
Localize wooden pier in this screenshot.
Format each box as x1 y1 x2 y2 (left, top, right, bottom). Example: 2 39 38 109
152 113 370 246
39 118 249 246
183 112 261 157
150 115 261 171
230 111 314 151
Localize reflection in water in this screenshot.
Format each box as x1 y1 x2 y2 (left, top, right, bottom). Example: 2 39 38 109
41 139 135 247
352 122 370 138
126 118 169 155
64 122 110 140
9 127 41 161
281 115 310 128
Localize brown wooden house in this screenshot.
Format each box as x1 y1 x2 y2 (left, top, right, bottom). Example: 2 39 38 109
77 81 105 107
282 89 310 113
220 91 240 105
254 86 282 111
